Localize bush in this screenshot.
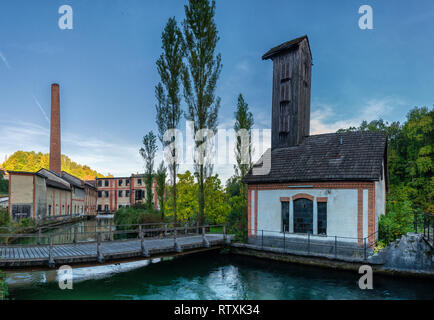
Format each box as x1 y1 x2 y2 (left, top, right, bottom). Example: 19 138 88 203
0 208 10 228
17 218 35 228
379 199 414 244
114 207 164 230
0 270 8 300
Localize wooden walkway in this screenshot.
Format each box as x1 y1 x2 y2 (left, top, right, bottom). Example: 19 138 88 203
0 234 228 268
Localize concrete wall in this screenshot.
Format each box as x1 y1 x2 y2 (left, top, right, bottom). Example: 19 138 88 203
46 187 71 217
34 175 47 220
255 188 359 240
9 174 34 220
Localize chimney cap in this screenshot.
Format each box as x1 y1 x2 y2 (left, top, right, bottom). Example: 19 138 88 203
51 83 59 87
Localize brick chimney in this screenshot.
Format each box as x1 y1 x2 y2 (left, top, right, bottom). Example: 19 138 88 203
49 83 61 174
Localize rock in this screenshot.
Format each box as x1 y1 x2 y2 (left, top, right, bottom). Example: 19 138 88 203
382 233 433 272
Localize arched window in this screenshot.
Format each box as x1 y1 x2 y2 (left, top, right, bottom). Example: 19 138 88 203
293 198 313 234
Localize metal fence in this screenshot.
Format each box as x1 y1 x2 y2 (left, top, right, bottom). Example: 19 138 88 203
247 228 377 261
414 212 434 247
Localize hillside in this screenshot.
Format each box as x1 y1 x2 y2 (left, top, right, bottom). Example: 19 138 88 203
1 151 110 180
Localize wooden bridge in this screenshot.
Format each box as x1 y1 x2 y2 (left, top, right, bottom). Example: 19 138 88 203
0 223 231 268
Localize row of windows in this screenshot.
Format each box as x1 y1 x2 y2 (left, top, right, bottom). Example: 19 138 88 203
97 178 143 187
98 190 130 198
97 204 130 212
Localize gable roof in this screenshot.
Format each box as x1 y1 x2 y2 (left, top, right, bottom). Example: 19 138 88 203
262 35 312 60
61 171 84 189
243 131 387 184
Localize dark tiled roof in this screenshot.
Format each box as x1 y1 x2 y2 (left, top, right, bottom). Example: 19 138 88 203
243 131 387 184
262 35 310 60
46 179 71 191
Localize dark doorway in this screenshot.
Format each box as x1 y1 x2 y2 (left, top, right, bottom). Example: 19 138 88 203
293 198 313 234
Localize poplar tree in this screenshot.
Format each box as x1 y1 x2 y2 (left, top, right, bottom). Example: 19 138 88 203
140 131 157 210
155 17 184 225
155 161 167 219
182 0 222 225
234 93 254 183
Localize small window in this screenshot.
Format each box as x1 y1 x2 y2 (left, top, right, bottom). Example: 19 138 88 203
317 202 327 235
138 178 142 185
105 191 109 197
98 191 102 198
126 179 130 186
118 190 123 197
126 190 130 197
281 201 289 233
118 179 122 186
104 180 109 187
97 180 102 187
98 205 102 212
104 205 109 212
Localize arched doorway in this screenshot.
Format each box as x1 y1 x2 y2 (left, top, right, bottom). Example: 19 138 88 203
293 198 313 234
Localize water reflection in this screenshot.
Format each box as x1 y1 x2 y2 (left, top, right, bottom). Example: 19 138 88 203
15 218 115 245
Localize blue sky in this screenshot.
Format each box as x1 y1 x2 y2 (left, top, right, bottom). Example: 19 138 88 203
0 0 433 181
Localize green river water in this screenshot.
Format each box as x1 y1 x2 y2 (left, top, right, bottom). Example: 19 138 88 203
6 252 434 300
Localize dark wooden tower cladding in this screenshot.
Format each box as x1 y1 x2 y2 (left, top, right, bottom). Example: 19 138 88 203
49 83 61 174
262 35 312 150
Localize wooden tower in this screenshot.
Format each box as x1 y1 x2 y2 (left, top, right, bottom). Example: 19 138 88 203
262 35 312 149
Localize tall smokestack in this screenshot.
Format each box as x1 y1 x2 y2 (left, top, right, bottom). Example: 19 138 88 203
49 83 61 174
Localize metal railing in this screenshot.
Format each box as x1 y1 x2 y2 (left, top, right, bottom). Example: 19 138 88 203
247 228 377 261
0 223 227 266
414 212 434 247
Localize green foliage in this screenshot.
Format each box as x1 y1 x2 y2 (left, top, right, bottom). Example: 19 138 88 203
114 207 164 230
182 0 222 225
339 106 433 244
165 171 198 223
204 175 230 224
17 218 35 228
140 131 158 210
2 151 108 180
234 93 254 179
164 171 229 225
0 171 8 194
0 208 10 228
0 270 8 300
378 197 414 244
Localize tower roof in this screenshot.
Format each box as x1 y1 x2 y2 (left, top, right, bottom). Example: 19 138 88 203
262 35 312 60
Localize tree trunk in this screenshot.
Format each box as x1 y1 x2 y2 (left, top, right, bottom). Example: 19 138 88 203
198 164 205 225
173 164 177 227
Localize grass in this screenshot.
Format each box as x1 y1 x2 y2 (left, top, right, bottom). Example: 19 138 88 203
209 226 224 234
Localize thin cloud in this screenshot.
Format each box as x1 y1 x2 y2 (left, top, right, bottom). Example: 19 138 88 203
0 51 11 69
33 95 50 124
310 97 405 135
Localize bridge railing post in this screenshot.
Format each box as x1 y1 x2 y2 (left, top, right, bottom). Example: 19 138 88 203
97 232 104 263
48 235 55 268
196 222 199 235
37 228 41 245
109 220 113 241
164 224 168 237
174 229 182 252
202 227 210 248
73 226 77 244
140 225 149 257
